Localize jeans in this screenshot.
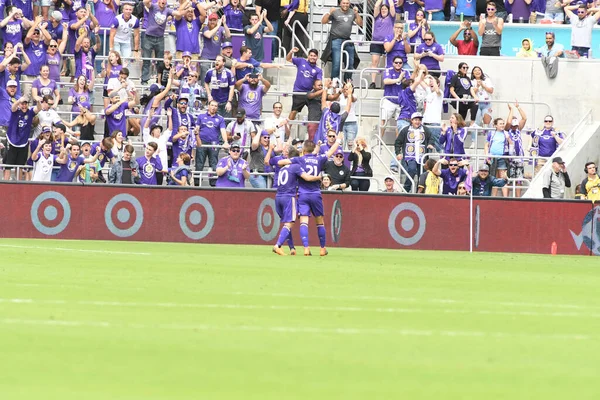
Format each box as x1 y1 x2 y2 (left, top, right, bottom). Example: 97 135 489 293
424 123 441 151
142 34 165 83
402 159 419 193
200 57 212 82
269 20 279 59
429 10 445 21
331 38 354 82
114 40 132 59
351 171 371 192
391 119 410 170
195 145 219 186
572 46 589 58
249 174 267 188
343 121 358 149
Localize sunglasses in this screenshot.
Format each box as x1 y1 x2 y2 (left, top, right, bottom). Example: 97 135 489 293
458 186 466 190
33 31 40 35
178 101 188 105
424 38 433 41
461 66 469 69
327 135 336 138
449 163 458 167
47 103 55 106
49 45 57 48
577 10 586 13
393 61 403 64
335 155 344 158
230 148 240 153
544 119 553 123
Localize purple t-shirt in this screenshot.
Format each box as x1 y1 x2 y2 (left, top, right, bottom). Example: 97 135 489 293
383 67 409 105
238 83 266 119
223 4 245 31
47 52 62 81
46 22 64 41
276 163 306 195
424 0 444 11
0 67 22 97
170 126 196 161
176 18 202 53
69 88 90 114
291 154 328 194
94 0 118 28
403 1 421 19
68 19 91 53
32 79 58 99
292 57 322 92
56 155 85 182
74 48 96 80
24 40 47 76
204 68 235 104
398 87 417 119
408 22 425 46
7 107 35 147
384 35 409 67
106 102 129 138
12 0 33 19
145 4 173 37
440 168 467 194
197 112 226 143
415 42 443 72
104 63 122 86
532 129 564 157
511 0 531 21
90 143 115 167
216 156 248 188
2 20 24 45
137 155 164 185
200 25 225 59
373 15 394 42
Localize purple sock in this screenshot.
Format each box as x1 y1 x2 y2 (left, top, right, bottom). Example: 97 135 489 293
287 230 295 250
276 226 290 247
300 223 309 248
317 224 326 248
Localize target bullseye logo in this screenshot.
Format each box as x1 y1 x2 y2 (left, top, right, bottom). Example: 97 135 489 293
330 200 342 243
257 198 280 242
179 196 215 240
388 203 426 246
30 191 71 235
104 194 144 238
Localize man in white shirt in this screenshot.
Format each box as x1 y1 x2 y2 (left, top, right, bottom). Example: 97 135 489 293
263 102 290 149
109 3 141 59
422 75 443 151
34 95 62 137
565 5 600 57
107 68 137 101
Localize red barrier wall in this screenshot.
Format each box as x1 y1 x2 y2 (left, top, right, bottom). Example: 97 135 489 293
1 183 598 255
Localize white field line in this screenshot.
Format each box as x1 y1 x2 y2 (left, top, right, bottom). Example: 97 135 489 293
0 317 592 340
0 244 152 256
2 298 600 319
228 291 600 311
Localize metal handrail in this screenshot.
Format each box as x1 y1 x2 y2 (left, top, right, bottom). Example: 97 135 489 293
370 134 415 193
288 19 315 58
418 152 551 176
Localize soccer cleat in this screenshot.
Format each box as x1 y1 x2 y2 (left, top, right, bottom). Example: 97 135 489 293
304 247 312 256
272 246 287 256
290 248 297 256
320 247 329 257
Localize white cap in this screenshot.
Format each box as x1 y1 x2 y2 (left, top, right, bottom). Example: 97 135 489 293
51 10 63 21
6 80 17 87
511 117 519 126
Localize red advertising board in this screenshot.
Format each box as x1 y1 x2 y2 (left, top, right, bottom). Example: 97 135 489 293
1 183 598 256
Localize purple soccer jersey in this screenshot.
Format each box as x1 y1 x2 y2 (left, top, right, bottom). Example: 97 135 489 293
197 112 226 143
292 57 322 92
440 168 467 194
292 154 328 217
269 154 284 189
275 163 306 222
137 155 164 185
205 68 235 104
532 129 564 157
383 67 409 105
200 24 225 59
176 18 202 53
106 102 129 138
56 155 85 182
383 35 408 67
90 143 115 167
23 41 47 76
237 83 265 119
216 156 248 188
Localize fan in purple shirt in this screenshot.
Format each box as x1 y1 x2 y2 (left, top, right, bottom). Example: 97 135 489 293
74 30 100 82
68 8 94 54
23 22 51 78
278 135 343 256
136 142 166 185
222 0 246 32
54 142 101 182
11 0 33 20
215 143 250 188
235 72 270 120
200 14 230 60
1 11 26 46
175 7 203 54
105 93 136 139
414 32 445 76
90 138 116 168
383 22 410 68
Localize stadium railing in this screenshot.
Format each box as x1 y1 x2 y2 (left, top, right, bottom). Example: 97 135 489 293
370 134 415 193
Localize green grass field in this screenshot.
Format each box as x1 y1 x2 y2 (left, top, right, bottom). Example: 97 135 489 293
1 239 599 399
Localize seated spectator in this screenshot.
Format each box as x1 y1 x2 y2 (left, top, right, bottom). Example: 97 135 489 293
449 21 479 55
440 113 468 158
535 32 564 57
216 143 250 187
580 162 600 201
472 163 507 196
323 148 351 191
381 175 399 193
227 109 257 151
348 137 372 192
417 158 441 194
168 153 192 186
432 157 468 195
369 0 395 89
485 117 513 197
516 38 537 57
108 144 140 184
542 156 571 198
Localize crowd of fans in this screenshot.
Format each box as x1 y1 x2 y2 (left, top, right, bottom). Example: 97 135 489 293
0 0 597 200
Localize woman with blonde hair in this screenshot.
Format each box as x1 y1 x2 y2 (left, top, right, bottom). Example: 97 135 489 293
440 113 468 158
348 137 372 192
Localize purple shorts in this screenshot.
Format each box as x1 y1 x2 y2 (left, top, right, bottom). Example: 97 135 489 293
298 193 324 217
275 195 297 223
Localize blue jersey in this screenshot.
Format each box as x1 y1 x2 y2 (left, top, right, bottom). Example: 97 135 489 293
292 154 328 194
276 163 306 196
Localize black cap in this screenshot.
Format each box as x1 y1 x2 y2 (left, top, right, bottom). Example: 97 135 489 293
150 124 163 133
236 109 246 118
292 139 304 145
552 156 564 164
248 73 259 79
230 143 241 150
53 122 66 132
